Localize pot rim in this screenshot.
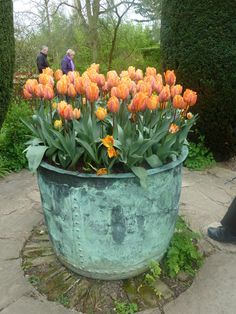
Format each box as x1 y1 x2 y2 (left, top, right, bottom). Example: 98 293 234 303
39 145 188 179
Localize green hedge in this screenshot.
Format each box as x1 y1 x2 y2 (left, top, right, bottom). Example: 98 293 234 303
160 1 236 160
0 0 15 129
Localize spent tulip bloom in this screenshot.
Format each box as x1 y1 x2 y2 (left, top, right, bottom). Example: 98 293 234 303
107 96 120 113
107 146 118 158
102 135 114 148
95 107 107 120
187 112 193 119
169 123 180 134
96 168 108 176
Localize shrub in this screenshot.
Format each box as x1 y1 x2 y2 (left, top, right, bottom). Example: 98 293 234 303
161 1 236 160
184 134 215 171
0 0 15 128
0 101 32 171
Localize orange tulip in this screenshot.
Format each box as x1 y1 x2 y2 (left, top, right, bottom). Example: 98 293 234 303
67 71 77 84
34 84 45 98
107 71 119 89
107 96 120 113
54 69 63 81
117 83 130 100
87 69 99 83
68 84 77 98
111 87 119 98
102 135 114 148
43 85 54 100
23 88 33 99
183 89 197 106
56 79 67 95
120 71 129 78
146 95 159 110
63 104 74 120
135 69 143 81
86 83 99 102
132 92 148 112
159 85 171 102
42 67 53 77
171 84 183 98
96 168 108 176
173 95 187 109
164 70 176 86
169 123 179 134
25 79 38 94
90 63 99 72
107 146 118 158
156 73 163 84
137 81 152 96
57 101 67 116
39 73 53 86
102 82 109 94
75 77 85 95
128 66 136 80
95 107 107 120
146 67 156 77
96 74 106 87
73 108 81 120
153 81 163 94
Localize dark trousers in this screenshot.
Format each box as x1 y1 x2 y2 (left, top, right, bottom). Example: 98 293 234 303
221 197 236 236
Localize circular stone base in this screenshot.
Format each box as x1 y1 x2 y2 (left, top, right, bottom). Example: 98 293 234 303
21 222 195 314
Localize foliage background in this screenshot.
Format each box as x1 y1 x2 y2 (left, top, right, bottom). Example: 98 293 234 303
161 0 236 161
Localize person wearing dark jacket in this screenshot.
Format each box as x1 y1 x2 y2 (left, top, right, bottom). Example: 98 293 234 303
208 197 236 243
36 46 49 73
61 49 75 74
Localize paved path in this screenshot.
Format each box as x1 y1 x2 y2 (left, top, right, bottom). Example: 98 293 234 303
0 165 236 314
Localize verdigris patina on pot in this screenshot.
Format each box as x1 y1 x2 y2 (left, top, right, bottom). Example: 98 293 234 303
37 146 188 280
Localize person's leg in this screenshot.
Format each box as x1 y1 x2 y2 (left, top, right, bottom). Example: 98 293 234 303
208 197 236 243
221 197 236 236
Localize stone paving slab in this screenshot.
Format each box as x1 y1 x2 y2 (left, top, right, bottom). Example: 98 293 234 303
0 259 32 309
164 253 236 314
1 296 80 314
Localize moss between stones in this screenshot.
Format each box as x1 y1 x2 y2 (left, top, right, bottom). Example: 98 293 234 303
21 221 204 314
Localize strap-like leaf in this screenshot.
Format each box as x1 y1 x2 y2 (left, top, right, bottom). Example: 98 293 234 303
26 145 48 172
131 166 148 189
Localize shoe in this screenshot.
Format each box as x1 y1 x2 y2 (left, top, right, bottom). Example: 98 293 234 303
207 226 236 244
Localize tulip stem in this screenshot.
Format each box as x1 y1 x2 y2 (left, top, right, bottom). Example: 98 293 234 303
49 100 53 124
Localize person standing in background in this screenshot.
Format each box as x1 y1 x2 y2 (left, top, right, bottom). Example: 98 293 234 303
61 49 75 74
36 46 49 73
